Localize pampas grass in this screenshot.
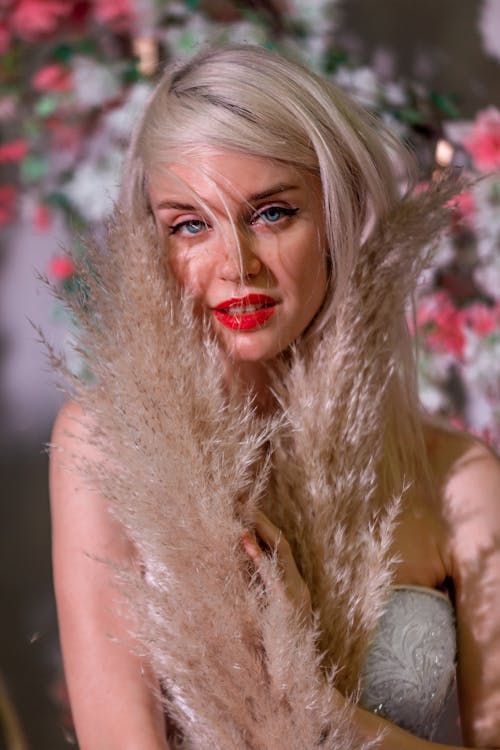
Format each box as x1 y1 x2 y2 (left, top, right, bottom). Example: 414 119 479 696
267 176 461 695
49 176 459 748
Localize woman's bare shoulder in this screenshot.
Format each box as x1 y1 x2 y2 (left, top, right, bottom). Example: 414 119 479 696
423 418 500 564
423 417 499 487
51 399 107 479
50 399 134 561
51 399 91 448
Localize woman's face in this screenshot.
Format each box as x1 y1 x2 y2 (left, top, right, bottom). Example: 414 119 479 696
148 148 328 363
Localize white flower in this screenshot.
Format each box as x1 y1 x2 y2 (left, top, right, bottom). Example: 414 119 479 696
474 176 500 237
104 82 153 140
475 256 500 301
478 0 500 63
165 2 187 21
418 375 448 413
434 233 457 269
417 348 453 413
334 66 379 107
443 119 474 146
462 331 500 442
464 331 500 378
286 0 334 27
65 150 122 223
72 56 120 109
163 15 222 58
465 387 500 437
383 82 406 107
226 20 268 47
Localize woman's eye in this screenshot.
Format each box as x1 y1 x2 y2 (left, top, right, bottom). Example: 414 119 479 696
252 206 299 225
170 219 207 236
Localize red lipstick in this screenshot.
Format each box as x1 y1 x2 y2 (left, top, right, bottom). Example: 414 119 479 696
213 294 277 331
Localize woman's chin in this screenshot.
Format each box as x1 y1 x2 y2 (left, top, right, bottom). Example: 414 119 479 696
218 327 289 364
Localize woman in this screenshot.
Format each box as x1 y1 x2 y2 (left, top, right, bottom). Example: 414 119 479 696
50 45 500 749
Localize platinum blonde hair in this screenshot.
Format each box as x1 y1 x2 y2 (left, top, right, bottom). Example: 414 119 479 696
123 44 415 317
122 44 430 500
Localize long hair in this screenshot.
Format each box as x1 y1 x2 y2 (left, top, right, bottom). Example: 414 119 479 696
122 43 432 514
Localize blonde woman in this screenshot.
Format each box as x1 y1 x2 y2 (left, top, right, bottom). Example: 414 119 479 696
50 45 500 749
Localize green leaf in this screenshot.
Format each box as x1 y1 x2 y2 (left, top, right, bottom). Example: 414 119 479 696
323 48 348 74
46 191 88 231
35 95 58 118
52 43 74 63
430 92 460 119
122 63 140 84
23 119 41 139
0 48 19 77
45 191 73 212
20 154 48 183
398 107 426 125
179 31 196 50
75 39 97 56
488 180 500 204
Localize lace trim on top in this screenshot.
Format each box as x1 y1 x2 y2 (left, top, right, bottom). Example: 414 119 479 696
360 585 457 740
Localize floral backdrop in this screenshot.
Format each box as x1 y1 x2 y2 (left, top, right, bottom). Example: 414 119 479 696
0 1 499 742
1 0 499 451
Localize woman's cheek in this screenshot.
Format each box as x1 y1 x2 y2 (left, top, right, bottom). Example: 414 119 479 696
168 249 212 300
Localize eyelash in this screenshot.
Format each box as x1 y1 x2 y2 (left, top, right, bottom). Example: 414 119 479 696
251 205 299 225
168 205 299 236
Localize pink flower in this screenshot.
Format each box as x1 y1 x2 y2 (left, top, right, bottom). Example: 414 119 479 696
0 138 28 162
414 291 448 328
0 184 18 226
47 119 82 152
465 303 499 337
415 291 466 359
446 190 475 229
92 0 135 32
413 181 430 196
34 203 52 231
448 415 466 431
0 95 17 121
32 63 73 92
463 107 500 172
10 0 70 40
0 21 10 54
49 255 75 280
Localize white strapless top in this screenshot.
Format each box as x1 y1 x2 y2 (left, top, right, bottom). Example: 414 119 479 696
360 585 456 740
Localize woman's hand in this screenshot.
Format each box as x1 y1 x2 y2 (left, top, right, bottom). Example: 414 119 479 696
242 510 312 622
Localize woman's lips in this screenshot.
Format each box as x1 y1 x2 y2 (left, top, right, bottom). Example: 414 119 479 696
213 294 277 331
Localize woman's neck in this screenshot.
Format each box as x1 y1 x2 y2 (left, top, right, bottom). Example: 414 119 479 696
224 359 277 415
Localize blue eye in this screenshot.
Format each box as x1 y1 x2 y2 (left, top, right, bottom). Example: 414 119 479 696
261 207 284 222
253 206 299 224
170 219 207 236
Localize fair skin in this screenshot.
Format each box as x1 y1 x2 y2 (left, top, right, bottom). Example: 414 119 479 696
147 149 328 399
51 149 500 750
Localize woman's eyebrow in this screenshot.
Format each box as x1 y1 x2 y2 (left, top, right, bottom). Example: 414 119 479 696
154 184 300 212
247 183 299 202
154 200 197 211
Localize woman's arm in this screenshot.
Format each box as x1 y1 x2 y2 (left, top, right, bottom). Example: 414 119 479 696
445 440 500 748
50 400 169 750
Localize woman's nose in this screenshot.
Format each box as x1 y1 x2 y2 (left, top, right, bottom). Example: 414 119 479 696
219 234 262 282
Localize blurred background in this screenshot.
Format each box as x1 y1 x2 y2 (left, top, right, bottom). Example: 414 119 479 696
1 0 499 746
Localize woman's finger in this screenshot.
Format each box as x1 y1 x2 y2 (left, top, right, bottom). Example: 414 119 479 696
253 511 293 562
253 510 282 549
241 514 312 621
241 531 262 563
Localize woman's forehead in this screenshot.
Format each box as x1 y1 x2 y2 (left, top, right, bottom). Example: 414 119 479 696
147 147 316 209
